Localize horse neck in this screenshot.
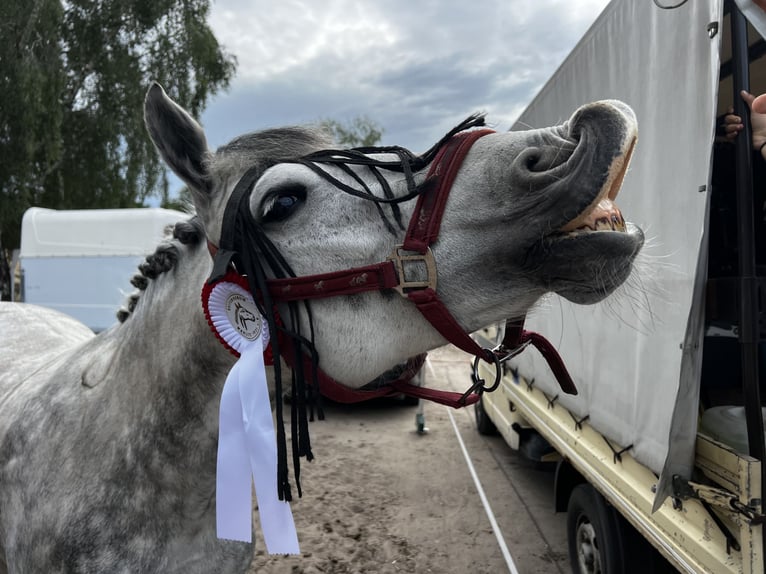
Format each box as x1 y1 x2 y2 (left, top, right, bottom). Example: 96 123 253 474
108 243 234 418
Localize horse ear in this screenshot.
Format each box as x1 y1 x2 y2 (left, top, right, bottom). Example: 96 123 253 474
144 82 210 194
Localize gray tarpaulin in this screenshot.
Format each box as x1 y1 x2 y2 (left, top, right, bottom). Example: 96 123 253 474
506 0 722 509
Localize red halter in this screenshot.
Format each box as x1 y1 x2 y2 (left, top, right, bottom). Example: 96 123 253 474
208 127 577 407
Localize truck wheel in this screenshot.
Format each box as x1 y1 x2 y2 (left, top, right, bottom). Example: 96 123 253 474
474 394 497 435
567 484 622 574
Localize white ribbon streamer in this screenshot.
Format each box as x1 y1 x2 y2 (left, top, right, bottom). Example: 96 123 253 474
207 281 299 554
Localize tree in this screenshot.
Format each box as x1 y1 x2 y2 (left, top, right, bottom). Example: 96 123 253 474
320 116 384 148
0 0 236 300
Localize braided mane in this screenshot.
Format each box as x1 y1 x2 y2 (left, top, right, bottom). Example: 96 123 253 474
116 217 204 323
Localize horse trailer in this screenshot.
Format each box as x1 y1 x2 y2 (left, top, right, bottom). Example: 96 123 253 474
19 207 187 332
474 1 766 572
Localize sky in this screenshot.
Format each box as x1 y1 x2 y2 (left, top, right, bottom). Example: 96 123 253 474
195 0 611 158
155 0 612 200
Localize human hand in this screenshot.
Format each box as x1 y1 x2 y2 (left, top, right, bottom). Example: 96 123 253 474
741 90 766 152
719 106 744 143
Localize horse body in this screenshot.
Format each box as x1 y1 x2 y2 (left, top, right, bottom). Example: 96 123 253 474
0 84 643 572
0 239 251 573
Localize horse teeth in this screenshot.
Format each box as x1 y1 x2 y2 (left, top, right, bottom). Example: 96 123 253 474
594 218 611 231
562 217 627 238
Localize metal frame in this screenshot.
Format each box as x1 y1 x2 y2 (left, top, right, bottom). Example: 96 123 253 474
727 1 766 561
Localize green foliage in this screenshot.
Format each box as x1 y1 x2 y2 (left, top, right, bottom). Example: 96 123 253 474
161 186 194 213
321 116 384 148
0 1 65 286
0 0 236 299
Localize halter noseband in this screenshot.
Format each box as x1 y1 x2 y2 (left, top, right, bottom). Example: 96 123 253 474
207 125 577 408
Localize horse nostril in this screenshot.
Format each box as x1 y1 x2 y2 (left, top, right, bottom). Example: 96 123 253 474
526 153 541 171
524 148 565 173
523 139 577 173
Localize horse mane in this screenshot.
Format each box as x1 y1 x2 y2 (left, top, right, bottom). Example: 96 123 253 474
207 126 334 182
117 216 204 323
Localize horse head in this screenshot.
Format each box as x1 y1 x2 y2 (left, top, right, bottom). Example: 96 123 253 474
144 84 643 387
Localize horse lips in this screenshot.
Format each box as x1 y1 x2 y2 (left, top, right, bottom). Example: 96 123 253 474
563 198 627 233
560 135 636 234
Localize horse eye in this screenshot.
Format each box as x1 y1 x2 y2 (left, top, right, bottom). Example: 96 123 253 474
262 184 307 222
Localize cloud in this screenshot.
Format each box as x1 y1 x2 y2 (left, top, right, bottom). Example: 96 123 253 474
197 0 611 156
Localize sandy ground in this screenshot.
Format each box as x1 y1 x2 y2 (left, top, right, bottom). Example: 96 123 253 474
247 346 570 574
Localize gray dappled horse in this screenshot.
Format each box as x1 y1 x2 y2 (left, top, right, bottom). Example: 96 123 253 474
0 84 643 573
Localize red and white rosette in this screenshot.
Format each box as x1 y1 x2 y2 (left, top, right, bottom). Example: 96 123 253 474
202 272 299 554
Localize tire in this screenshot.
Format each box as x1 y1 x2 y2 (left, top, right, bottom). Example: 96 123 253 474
566 484 623 574
474 393 497 435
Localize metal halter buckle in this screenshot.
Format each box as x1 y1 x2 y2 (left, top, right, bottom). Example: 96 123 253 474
387 245 437 296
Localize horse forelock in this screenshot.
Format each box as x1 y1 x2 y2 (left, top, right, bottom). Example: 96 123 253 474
117 216 205 323
207 126 333 183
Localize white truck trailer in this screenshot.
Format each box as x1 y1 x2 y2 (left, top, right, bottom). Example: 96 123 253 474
19 207 187 332
474 1 766 572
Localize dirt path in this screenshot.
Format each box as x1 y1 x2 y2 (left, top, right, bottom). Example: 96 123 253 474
248 346 569 574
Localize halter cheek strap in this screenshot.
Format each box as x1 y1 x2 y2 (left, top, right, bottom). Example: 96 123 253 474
399 128 497 365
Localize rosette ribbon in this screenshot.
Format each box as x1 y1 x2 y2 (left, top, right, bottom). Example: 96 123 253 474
202 275 299 554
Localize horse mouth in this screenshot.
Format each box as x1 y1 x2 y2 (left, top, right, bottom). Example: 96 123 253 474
558 136 636 235
533 129 642 304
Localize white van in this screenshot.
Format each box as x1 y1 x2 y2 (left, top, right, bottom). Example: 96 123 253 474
20 207 187 332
